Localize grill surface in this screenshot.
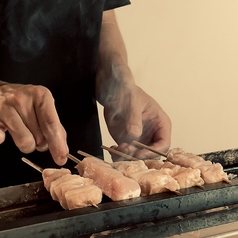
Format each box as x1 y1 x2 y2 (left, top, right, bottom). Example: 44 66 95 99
0 148 238 238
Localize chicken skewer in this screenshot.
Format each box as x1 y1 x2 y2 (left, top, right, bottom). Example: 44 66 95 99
132 141 230 184
22 157 102 210
167 148 230 184
101 147 181 196
104 146 203 189
144 159 204 189
73 151 141 201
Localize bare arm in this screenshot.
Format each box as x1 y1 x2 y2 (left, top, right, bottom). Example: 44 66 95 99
96 10 134 106
96 10 172 158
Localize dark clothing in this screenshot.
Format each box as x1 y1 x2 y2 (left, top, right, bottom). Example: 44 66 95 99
0 0 130 187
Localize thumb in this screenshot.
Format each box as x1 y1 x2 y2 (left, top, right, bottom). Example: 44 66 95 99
0 125 7 144
126 105 142 140
0 129 6 144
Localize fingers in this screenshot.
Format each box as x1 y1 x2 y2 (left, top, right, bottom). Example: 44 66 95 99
124 89 143 142
110 144 137 161
133 129 171 160
111 112 172 160
0 84 68 165
33 87 69 165
0 104 36 153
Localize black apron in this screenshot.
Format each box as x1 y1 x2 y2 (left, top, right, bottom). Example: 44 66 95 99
0 0 130 187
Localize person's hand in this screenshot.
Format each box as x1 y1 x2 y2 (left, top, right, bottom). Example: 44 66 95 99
103 73 171 160
0 82 68 165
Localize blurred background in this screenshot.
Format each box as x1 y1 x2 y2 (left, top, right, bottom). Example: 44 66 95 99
98 0 238 161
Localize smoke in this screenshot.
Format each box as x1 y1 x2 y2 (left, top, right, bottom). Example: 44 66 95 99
1 0 95 62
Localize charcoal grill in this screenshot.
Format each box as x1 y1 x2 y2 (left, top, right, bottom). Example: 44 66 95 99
1 148 238 238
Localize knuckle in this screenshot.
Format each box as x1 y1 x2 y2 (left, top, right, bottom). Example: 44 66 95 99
17 136 35 153
32 85 53 100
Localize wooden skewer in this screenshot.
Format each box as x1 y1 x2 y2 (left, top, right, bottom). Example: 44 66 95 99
22 157 43 173
67 153 81 164
77 150 113 166
132 140 168 158
77 150 94 158
101 145 139 161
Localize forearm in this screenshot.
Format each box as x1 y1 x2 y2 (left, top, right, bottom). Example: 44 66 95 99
96 10 135 107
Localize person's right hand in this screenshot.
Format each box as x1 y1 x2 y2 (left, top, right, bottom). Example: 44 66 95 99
0 82 68 165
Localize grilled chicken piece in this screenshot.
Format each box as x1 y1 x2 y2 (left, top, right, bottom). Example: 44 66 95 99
167 148 230 184
75 156 141 201
42 168 71 191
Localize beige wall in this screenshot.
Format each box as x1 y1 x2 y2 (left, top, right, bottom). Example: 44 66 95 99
98 0 238 160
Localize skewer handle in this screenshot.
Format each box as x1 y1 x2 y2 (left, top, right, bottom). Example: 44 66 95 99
67 153 81 164
77 150 94 157
132 140 167 158
21 157 43 173
77 150 111 165
101 145 139 161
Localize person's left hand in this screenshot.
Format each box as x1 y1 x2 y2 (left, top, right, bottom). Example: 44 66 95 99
103 77 171 160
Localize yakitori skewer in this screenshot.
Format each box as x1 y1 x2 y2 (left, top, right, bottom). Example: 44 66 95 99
22 156 102 209
77 150 94 158
22 157 43 173
101 145 139 161
132 140 167 158
71 149 183 196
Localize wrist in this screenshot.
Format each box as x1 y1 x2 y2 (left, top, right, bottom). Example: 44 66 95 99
96 62 136 107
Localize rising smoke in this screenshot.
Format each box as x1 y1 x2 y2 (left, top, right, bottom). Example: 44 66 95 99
0 0 90 62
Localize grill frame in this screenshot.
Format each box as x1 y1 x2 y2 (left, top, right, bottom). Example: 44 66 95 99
0 179 238 237
1 148 238 237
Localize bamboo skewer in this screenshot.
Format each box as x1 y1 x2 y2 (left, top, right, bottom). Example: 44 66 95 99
132 140 167 158
68 150 111 166
22 157 43 173
101 145 139 161
77 150 94 158
67 153 81 164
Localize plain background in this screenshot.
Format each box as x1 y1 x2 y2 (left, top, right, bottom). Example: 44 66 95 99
98 0 238 161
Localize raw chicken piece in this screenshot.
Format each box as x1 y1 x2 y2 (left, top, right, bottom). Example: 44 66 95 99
42 168 71 191
173 167 204 189
198 163 229 184
65 185 102 210
54 176 94 206
60 183 87 209
144 159 164 170
145 160 204 189
75 156 141 201
158 162 181 175
50 174 79 201
128 169 180 196
112 160 148 176
167 148 230 184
